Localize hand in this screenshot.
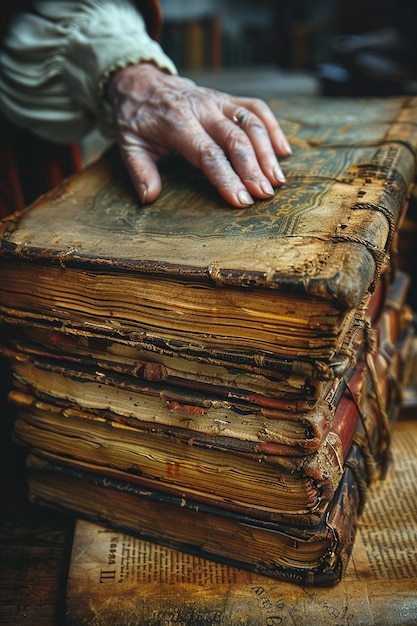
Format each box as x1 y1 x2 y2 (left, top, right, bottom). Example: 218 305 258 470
108 63 292 207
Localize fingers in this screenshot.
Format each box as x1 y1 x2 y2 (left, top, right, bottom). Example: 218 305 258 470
118 123 259 208
120 108 288 208
221 106 287 189
117 107 284 208
195 117 278 202
191 93 292 202
150 116 258 207
109 64 292 208
233 97 292 157
193 94 291 201
118 133 163 204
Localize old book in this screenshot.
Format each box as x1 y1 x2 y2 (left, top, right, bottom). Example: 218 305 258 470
0 264 392 402
1 269 411 458
0 97 414 599
8 382 358 524
63 419 417 625
0 353 349 454
1 97 417 381
9 307 409 526
3 261 412 527
27 434 368 588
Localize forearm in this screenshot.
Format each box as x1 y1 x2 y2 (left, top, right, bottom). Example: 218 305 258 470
0 0 177 143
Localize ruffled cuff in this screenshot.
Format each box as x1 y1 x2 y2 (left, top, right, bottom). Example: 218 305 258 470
0 0 177 143
63 0 178 137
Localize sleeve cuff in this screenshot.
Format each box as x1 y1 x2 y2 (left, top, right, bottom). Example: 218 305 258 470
63 0 177 137
0 0 177 143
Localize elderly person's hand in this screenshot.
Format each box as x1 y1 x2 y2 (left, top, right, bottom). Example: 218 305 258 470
108 63 292 207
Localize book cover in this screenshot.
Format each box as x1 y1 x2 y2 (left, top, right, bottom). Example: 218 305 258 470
1 96 416 305
1 97 416 372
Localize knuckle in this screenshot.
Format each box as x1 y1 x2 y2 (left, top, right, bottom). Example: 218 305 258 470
248 97 268 113
251 96 266 108
227 133 252 162
195 141 225 169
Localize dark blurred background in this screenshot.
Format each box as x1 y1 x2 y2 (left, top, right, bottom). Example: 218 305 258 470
159 0 417 98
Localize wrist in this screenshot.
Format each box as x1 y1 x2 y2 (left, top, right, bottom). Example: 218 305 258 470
107 62 163 101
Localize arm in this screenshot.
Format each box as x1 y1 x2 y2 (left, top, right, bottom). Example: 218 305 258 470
0 0 176 142
0 0 291 207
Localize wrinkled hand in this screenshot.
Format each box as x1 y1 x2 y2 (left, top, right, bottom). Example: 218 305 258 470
108 63 291 207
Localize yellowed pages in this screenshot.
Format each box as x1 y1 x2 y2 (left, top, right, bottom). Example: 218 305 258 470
65 420 417 626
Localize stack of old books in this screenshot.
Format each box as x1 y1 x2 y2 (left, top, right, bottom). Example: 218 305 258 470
1 96 416 586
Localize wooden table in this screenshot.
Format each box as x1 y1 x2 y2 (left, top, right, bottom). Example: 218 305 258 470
0 405 74 626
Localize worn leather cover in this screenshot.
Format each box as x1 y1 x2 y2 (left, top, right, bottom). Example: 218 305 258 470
1 97 416 381
1 97 417 310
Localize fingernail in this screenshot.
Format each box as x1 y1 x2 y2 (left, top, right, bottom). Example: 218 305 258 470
282 138 292 154
138 183 148 204
237 190 254 205
274 166 286 184
261 180 275 196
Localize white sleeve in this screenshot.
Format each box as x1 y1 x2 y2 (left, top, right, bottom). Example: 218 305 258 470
0 0 177 143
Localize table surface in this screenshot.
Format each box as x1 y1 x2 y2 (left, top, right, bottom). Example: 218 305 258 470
0 413 74 626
